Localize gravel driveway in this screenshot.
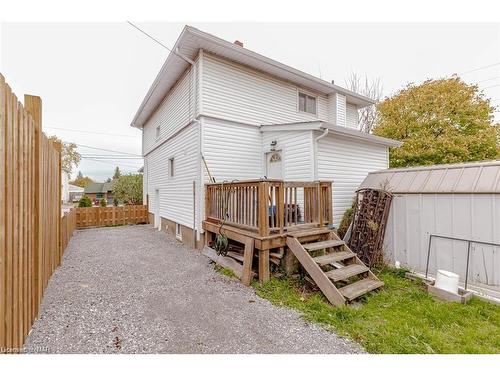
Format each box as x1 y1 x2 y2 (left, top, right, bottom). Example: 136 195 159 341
23 225 363 354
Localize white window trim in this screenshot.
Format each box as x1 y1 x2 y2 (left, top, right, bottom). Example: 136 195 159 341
297 90 318 116
155 125 161 140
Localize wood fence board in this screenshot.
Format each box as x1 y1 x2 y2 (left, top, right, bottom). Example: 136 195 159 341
0 79 75 351
74 206 148 228
0 74 5 348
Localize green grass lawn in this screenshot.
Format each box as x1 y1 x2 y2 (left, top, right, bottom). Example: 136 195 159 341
253 268 500 354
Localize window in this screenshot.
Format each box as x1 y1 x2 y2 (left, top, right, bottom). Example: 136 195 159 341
96 193 103 199
175 223 182 240
155 125 160 139
169 157 174 177
298 92 317 115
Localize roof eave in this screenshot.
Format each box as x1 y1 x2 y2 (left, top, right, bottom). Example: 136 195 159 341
130 26 375 129
322 123 402 148
130 26 192 129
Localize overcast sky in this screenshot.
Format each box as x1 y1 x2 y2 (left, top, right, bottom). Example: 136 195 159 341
1 22 499 181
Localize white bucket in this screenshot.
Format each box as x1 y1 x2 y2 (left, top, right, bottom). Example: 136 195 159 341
434 269 459 294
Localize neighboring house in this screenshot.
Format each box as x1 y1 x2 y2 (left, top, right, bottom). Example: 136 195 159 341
83 182 114 205
68 184 84 202
131 26 400 247
61 170 69 203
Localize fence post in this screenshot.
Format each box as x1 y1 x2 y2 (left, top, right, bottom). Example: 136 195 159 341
52 141 62 261
24 94 43 316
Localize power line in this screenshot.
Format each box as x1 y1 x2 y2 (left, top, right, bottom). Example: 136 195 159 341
71 143 141 156
460 62 500 75
127 21 173 52
81 156 143 160
482 84 500 90
127 21 194 65
45 126 137 138
81 154 143 159
82 158 142 169
475 76 500 84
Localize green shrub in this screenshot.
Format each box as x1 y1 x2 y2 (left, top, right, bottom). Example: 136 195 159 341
78 196 92 207
113 198 119 207
99 198 107 207
337 203 354 239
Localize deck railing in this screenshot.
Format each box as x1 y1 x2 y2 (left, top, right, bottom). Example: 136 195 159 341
205 180 333 237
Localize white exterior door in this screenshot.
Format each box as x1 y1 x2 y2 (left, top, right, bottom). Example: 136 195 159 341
154 189 160 230
266 151 283 179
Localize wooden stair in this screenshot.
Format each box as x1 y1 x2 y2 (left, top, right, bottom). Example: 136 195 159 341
285 230 384 306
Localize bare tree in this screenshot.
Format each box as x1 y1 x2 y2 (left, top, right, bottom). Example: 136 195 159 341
345 72 383 133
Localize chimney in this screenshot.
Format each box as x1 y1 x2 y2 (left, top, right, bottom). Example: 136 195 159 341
234 40 244 47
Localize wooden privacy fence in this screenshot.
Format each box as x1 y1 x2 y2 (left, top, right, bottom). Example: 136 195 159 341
75 205 149 228
61 209 76 252
0 74 72 352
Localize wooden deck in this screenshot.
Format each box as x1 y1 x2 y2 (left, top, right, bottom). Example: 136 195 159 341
202 180 333 283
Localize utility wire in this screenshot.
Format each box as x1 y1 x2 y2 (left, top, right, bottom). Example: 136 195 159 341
475 76 500 84
127 21 194 64
45 126 137 138
482 84 500 90
71 143 141 156
83 158 142 169
81 156 143 159
81 154 143 159
460 62 500 75
127 21 174 52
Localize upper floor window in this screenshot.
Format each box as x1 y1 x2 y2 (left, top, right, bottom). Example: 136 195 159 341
298 92 317 115
155 125 160 139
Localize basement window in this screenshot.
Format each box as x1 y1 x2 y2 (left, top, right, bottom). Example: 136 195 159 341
155 125 160 139
175 223 182 241
298 92 317 115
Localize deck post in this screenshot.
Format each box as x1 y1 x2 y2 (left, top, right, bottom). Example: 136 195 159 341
258 181 269 237
276 181 284 234
258 249 270 283
316 181 322 227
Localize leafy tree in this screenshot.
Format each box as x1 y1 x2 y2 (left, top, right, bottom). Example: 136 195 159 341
78 196 92 207
48 136 81 174
113 166 122 180
112 174 143 205
99 198 107 207
70 171 93 188
374 77 499 167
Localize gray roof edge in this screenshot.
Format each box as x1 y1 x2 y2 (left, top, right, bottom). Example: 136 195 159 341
131 25 375 129
368 159 500 175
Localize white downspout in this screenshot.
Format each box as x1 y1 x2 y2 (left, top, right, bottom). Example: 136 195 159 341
313 128 329 181
315 128 329 142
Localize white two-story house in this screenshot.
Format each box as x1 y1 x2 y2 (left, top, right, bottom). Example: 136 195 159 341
131 26 400 248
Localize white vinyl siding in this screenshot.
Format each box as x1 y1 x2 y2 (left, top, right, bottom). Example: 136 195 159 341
145 124 198 228
142 66 196 156
202 117 263 182
262 130 314 180
335 94 346 127
317 133 389 225
201 53 328 125
346 103 358 129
